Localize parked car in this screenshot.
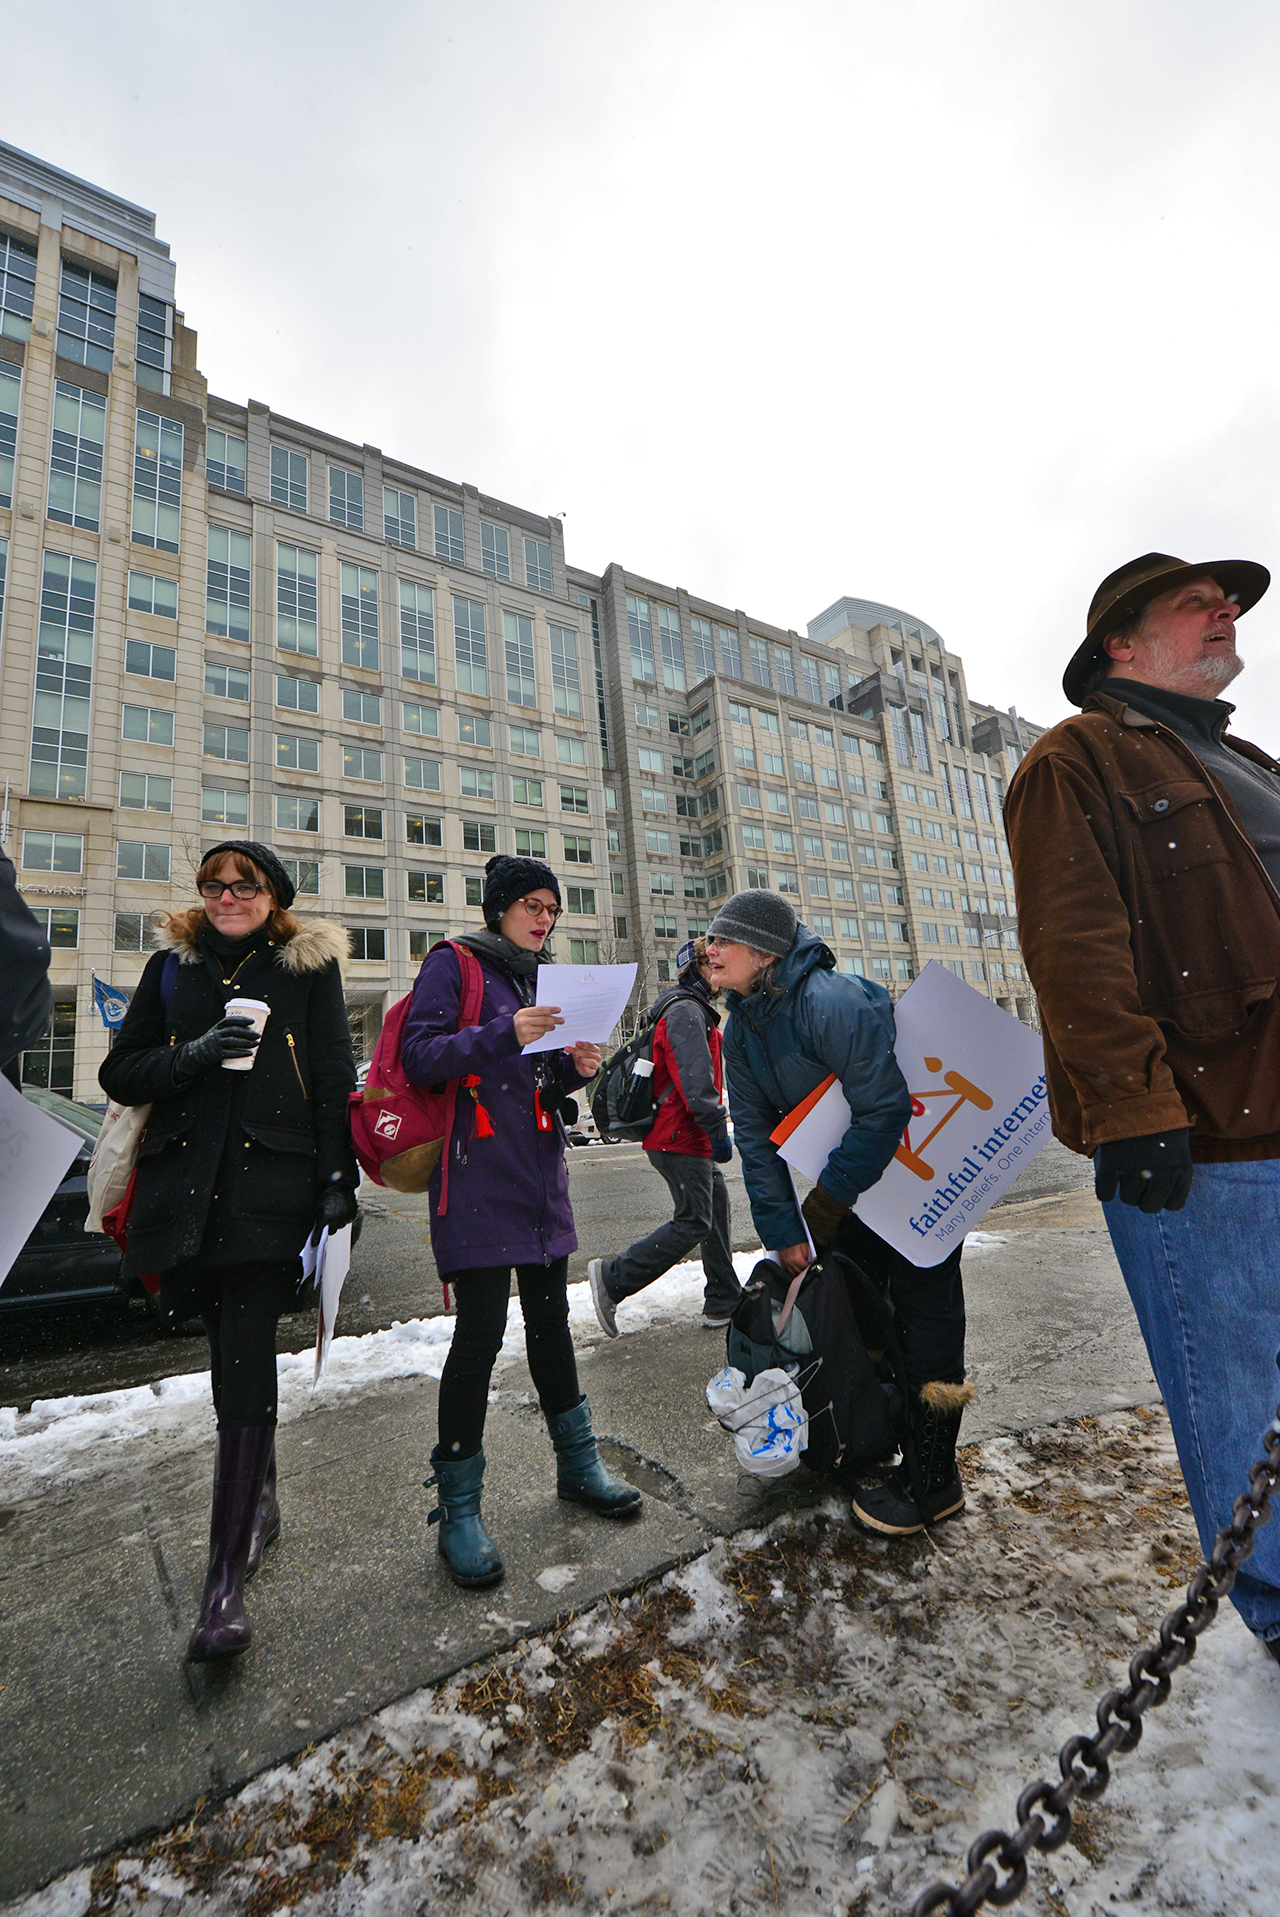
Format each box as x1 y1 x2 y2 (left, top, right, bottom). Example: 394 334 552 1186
0 1089 133 1313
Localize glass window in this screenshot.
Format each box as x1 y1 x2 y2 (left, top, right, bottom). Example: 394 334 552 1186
656 605 685 691
113 913 147 954
757 709 780 733
134 292 171 392
512 776 543 806
0 360 19 508
463 821 497 853
23 830 84 873
343 745 383 782
509 724 539 756
343 688 382 726
433 503 464 563
329 466 364 529
399 579 436 683
343 805 383 838
57 260 116 371
282 858 320 894
276 544 318 655
464 875 483 907
549 623 581 718
271 445 308 512
205 662 250 702
557 735 587 766
207 527 252 643
340 563 379 672
131 410 183 553
348 926 387 961
384 487 416 547
407 870 444 903
639 746 664 774
123 703 175 746
524 536 552 592
405 756 442 792
504 609 537 707
563 834 592 864
125 639 176 682
276 795 320 833
207 428 246 494
569 938 600 964
635 700 659 727
481 522 510 580
276 733 320 773
627 594 655 682
460 766 494 800
128 570 178 619
30 552 96 800
116 840 170 882
458 712 492 748
48 382 106 531
801 656 822 703
344 864 384 899
516 829 548 858
718 625 743 678
276 673 319 713
453 596 488 696
119 771 173 812
561 784 590 814
689 615 715 680
645 829 671 855
406 813 443 846
0 231 37 344
403 701 439 737
201 787 247 826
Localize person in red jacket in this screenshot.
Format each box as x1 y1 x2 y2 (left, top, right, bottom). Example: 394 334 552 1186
588 938 742 1332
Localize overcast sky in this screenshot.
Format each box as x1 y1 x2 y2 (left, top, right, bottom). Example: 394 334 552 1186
8 0 1280 739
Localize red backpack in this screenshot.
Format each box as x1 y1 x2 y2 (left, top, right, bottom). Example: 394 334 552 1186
348 940 485 1209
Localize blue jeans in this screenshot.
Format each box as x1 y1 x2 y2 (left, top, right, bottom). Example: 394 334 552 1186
1102 1157 1280 1639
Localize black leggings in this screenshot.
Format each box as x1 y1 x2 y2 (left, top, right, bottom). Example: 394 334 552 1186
185 1263 292 1427
832 1213 966 1397
437 1258 580 1458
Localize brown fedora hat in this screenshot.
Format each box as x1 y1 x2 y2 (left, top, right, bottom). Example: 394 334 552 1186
1062 551 1270 705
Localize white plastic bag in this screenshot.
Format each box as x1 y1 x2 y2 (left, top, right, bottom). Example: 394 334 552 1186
85 1099 150 1232
706 1365 808 1478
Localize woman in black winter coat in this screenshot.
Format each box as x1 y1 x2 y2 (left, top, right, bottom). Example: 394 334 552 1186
100 840 358 1661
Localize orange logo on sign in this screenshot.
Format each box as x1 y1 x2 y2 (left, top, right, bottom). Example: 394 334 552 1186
895 1056 994 1181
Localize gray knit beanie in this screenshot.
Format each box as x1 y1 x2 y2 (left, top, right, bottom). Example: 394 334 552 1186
706 889 798 958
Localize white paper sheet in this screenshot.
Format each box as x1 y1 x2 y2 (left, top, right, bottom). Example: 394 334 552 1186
307 1223 353 1380
772 961 1051 1267
521 962 638 1053
0 1077 84 1289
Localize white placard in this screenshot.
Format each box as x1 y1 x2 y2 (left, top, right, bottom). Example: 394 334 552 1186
308 1222 353 1381
0 1077 84 1289
521 962 638 1053
772 961 1051 1267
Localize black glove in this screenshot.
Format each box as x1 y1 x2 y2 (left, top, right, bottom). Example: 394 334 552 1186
172 1015 259 1085
310 1183 360 1246
801 1180 850 1247
712 1134 733 1164
1094 1129 1193 1214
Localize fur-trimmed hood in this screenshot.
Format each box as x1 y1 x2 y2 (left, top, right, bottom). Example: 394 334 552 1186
159 915 349 976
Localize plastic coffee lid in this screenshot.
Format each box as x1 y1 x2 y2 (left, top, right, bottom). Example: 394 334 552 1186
225 997 270 1012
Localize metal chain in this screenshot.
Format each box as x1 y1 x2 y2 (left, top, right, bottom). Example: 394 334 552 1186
909 1404 1280 1917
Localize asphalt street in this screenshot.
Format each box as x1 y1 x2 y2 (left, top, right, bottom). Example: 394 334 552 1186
0 1136 1092 1415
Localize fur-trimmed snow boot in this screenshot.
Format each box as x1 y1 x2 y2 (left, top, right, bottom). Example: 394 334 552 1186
427 1447 505 1588
850 1379 974 1537
546 1395 642 1516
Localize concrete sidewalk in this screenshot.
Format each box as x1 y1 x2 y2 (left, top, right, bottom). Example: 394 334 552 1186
0 1187 1155 1903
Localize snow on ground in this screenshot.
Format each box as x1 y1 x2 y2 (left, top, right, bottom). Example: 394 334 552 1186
8 1407 1278 1917
0 1235 1012 1502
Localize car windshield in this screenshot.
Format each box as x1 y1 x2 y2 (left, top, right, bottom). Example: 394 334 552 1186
21 1086 103 1142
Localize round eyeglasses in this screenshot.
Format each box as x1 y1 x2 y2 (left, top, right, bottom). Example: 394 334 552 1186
199 881 267 901
516 896 562 923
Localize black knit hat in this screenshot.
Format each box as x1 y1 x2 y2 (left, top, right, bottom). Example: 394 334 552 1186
482 853 561 928
200 840 296 910
707 889 798 958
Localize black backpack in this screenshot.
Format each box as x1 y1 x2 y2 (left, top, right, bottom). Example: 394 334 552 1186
726 1252 903 1477
590 987 710 1142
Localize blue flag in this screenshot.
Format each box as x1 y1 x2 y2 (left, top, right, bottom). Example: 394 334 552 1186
92 973 131 1030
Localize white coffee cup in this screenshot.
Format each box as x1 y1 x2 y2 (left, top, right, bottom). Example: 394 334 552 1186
222 997 270 1070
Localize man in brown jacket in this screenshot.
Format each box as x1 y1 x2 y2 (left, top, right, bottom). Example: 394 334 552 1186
1005 551 1280 1654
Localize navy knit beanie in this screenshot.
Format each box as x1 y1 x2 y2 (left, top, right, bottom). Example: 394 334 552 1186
482 853 561 927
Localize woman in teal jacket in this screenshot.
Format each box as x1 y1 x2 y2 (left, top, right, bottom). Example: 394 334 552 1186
707 889 973 1537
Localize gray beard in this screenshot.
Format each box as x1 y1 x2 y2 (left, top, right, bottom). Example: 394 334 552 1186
1141 637 1243 696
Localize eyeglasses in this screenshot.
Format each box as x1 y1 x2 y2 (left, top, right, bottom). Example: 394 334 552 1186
198 881 266 902
515 896 562 923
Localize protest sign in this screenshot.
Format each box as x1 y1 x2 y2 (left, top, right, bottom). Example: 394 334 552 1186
771 960 1050 1266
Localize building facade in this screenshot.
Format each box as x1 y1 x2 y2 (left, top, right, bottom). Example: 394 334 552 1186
0 144 1042 1104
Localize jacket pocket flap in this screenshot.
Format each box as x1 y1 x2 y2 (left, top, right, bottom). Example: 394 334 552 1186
1117 778 1216 823
243 1123 317 1156
1152 977 1277 1038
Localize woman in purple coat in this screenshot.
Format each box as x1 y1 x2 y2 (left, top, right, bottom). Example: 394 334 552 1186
402 854 641 1586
